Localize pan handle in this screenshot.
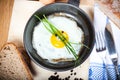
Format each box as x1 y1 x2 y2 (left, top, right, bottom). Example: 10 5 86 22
68 0 80 7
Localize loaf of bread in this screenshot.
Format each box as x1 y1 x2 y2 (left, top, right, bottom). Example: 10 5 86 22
0 43 32 80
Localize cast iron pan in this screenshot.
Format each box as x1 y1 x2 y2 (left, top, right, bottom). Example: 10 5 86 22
24 0 95 71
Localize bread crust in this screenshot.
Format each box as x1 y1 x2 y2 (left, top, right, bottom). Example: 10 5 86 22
0 42 33 80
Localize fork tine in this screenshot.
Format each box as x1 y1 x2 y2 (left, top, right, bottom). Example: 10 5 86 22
98 31 103 50
95 32 99 52
101 31 106 50
95 29 106 52
96 32 102 52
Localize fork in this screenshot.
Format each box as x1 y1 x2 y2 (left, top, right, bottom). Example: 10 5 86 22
95 17 111 79
94 5 106 52
94 5 112 79
95 26 106 52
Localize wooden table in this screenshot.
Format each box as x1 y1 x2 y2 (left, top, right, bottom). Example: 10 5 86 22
0 0 14 49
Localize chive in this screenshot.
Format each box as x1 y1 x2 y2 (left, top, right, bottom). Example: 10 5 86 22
35 15 78 60
34 15 54 34
70 42 90 49
34 15 89 60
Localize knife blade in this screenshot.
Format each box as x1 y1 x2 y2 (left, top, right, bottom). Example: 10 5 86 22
105 19 120 80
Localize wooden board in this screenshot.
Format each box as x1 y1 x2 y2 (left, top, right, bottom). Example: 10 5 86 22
0 0 94 50
95 0 120 29
7 1 93 80
0 0 14 49
0 0 93 79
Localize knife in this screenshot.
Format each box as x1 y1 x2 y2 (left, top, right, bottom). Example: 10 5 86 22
105 18 120 80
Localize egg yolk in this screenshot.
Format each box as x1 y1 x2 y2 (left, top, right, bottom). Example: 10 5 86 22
50 31 69 48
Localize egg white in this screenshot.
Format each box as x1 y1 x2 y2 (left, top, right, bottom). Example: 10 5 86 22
32 14 84 62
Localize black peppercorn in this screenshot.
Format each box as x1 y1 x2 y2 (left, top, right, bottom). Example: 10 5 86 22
55 34 57 36
70 70 73 72
68 76 70 78
70 73 73 75
61 31 64 33
74 72 76 75
74 78 79 80
54 72 57 75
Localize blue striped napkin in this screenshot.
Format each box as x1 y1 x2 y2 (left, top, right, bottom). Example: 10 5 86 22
89 4 120 80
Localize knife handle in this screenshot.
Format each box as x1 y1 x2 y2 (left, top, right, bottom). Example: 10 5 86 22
117 74 120 80
115 65 120 80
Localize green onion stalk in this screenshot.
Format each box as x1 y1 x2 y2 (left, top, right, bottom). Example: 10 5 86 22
34 15 89 61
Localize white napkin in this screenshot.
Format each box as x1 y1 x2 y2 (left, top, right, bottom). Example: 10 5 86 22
89 4 120 80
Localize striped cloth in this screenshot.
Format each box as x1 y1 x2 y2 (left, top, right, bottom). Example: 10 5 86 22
89 4 120 80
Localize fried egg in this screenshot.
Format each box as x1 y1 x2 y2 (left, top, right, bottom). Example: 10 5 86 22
32 13 84 62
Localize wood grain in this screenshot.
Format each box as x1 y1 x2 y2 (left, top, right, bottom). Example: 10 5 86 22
39 0 94 6
95 0 120 29
0 0 14 49
8 1 93 79
0 0 93 50
0 0 93 79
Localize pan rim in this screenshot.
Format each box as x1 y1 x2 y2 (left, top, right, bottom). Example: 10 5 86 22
23 2 95 71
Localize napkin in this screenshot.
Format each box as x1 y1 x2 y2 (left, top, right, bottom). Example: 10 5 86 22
89 4 120 80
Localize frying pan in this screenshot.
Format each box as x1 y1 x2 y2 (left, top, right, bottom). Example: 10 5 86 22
24 0 95 71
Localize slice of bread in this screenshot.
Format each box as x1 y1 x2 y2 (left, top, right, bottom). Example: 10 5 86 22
18 47 30 66
0 43 33 80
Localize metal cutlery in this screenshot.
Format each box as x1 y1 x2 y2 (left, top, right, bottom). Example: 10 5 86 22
105 19 120 80
95 14 111 79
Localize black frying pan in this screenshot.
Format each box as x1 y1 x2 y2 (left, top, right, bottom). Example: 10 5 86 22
24 0 95 71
